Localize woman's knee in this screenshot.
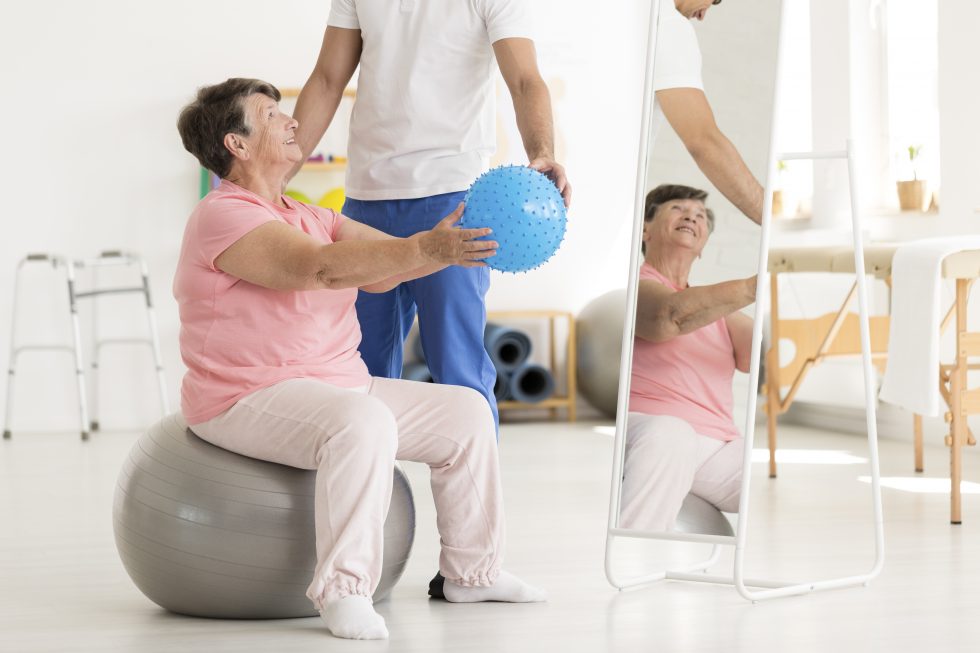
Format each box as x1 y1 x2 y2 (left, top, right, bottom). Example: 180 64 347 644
627 414 699 454
324 394 399 455
443 386 496 440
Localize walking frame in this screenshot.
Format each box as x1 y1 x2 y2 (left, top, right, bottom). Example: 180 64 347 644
3 251 169 440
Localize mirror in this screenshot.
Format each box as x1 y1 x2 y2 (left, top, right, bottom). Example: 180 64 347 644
611 0 781 538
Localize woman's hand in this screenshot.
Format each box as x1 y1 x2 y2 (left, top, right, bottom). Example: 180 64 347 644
414 203 498 267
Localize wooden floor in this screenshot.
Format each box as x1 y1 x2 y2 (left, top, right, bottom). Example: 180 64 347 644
2 418 979 652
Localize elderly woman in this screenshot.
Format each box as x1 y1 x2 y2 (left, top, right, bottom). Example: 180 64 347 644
173 78 544 641
619 184 756 532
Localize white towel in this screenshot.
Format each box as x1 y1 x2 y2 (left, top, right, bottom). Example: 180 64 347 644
879 236 980 416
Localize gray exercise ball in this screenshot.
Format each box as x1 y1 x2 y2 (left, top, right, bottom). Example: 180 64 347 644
675 493 735 537
576 289 627 418
113 413 415 619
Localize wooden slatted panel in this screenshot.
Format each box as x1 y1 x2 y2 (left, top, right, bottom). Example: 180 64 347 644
959 332 980 358
960 388 980 416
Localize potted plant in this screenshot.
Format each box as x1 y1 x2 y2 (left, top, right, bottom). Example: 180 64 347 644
896 145 928 211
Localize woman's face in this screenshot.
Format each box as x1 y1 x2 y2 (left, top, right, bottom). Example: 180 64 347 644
235 93 303 169
643 198 711 257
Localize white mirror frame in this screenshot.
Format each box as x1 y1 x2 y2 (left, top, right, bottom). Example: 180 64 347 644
604 0 885 601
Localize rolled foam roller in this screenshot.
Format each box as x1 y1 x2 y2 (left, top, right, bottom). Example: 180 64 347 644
411 332 425 363
401 362 434 383
493 371 512 401
508 363 555 404
484 323 532 371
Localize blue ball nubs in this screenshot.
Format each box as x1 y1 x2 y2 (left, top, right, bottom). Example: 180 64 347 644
461 165 567 273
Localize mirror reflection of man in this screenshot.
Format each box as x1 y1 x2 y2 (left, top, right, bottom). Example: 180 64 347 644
654 0 765 224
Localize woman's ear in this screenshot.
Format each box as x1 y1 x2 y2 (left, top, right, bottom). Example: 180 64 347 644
224 133 250 161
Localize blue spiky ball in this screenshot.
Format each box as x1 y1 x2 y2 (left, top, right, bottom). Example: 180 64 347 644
461 165 567 273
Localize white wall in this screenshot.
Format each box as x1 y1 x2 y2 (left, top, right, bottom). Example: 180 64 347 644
0 1 649 430
937 0 980 231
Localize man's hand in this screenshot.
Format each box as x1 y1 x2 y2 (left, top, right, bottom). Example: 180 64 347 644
414 204 498 267
529 157 572 208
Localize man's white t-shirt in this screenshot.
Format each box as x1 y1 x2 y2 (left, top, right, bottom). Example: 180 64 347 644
328 0 534 201
650 6 704 143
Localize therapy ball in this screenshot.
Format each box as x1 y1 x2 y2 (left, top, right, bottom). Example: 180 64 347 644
318 187 346 212
284 188 312 204
461 165 567 273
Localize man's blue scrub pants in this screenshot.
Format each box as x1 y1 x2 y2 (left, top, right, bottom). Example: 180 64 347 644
343 191 500 429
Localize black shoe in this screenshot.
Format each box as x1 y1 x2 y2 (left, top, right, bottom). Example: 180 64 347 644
428 572 446 599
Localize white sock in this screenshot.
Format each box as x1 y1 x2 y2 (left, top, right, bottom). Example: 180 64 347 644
319 595 388 640
443 570 547 603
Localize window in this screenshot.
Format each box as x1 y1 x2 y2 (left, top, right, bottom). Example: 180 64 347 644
882 0 940 192
773 0 813 218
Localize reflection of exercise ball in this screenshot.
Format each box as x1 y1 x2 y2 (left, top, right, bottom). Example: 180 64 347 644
675 494 734 537
461 165 566 273
284 188 312 204
113 414 415 619
576 289 627 418
318 187 346 213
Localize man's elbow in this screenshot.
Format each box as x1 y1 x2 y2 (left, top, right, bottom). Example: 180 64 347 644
683 134 713 164
508 73 547 101
681 123 724 163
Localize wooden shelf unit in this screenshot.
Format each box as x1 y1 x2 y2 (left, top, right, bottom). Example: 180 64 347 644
489 310 577 422
298 161 347 173
279 87 356 99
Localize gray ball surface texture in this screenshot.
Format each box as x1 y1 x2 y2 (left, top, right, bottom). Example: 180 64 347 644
113 413 415 619
674 493 735 536
576 289 627 418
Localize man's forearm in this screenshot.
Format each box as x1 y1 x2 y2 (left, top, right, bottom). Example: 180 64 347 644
289 74 347 180
511 78 555 161
688 130 765 224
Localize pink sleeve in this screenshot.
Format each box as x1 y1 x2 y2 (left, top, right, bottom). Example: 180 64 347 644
310 205 347 242
193 196 280 271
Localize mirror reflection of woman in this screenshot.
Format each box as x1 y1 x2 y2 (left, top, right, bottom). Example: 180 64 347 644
620 184 756 531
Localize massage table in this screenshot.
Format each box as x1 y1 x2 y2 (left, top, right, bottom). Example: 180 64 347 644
764 244 980 523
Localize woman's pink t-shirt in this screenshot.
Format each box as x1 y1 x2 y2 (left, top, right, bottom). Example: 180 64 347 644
173 180 371 424
629 263 739 441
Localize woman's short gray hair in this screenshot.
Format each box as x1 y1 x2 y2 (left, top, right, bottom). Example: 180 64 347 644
177 78 281 179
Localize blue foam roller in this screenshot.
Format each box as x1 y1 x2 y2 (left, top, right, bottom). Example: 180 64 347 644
508 363 555 404
484 323 532 372
401 362 433 383
461 165 567 273
493 371 512 401
411 333 425 363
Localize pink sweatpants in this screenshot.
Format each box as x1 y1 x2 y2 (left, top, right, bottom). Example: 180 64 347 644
190 376 503 609
619 413 743 531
